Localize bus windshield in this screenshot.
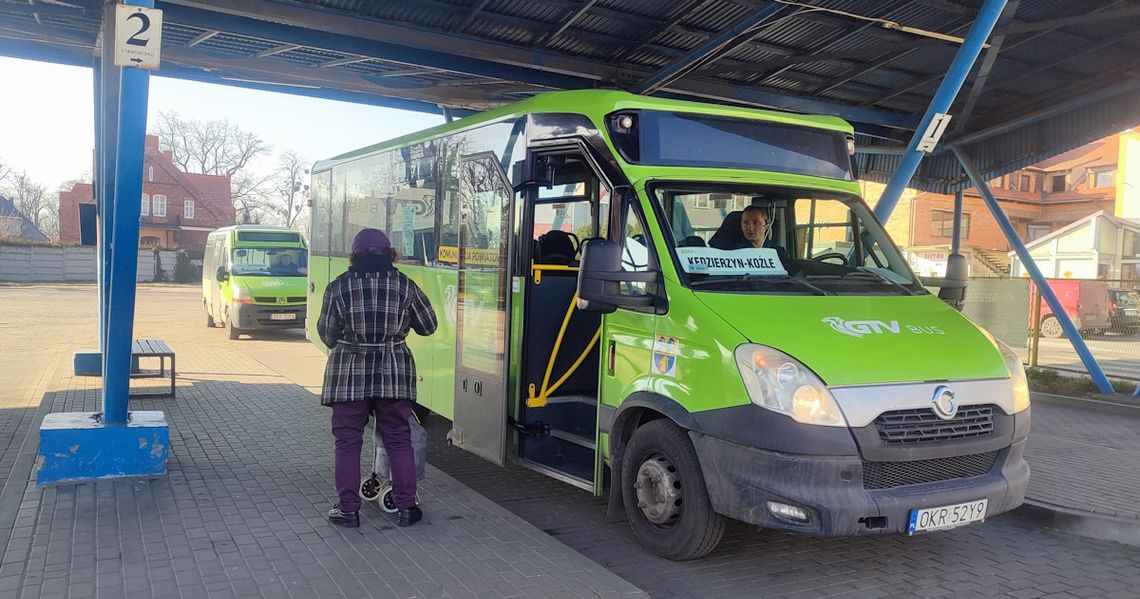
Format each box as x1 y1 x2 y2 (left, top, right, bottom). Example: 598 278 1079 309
232 247 308 277
650 183 925 295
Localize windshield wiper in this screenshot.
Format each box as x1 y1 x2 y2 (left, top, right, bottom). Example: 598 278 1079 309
690 272 832 295
840 268 917 295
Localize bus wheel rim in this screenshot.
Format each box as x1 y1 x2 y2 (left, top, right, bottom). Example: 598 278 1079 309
634 453 683 526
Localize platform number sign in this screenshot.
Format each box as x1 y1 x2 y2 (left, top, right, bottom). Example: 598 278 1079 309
915 112 952 154
114 5 163 70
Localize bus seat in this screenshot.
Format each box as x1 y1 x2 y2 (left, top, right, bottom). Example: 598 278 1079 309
536 230 577 265
709 211 745 250
678 235 706 248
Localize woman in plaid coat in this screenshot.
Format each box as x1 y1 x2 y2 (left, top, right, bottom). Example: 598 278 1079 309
319 228 438 528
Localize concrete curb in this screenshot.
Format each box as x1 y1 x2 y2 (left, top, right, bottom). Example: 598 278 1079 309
1022 500 1140 549
1031 391 1140 416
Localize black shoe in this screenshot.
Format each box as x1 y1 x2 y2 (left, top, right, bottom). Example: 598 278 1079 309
328 506 360 528
398 506 422 527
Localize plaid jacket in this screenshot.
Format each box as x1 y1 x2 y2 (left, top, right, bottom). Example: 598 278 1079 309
318 268 438 405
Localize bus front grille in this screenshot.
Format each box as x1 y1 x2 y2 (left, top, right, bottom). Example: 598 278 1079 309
875 405 995 444
862 451 999 490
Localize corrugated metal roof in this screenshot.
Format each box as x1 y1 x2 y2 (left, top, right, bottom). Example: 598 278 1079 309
2 0 1139 193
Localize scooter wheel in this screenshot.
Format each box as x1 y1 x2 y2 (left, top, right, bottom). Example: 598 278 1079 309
360 476 383 502
381 488 399 513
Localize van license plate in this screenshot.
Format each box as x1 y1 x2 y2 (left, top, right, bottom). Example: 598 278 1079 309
908 499 987 534
270 313 296 321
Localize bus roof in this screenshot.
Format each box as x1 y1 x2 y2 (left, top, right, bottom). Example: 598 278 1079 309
209 225 300 234
313 89 854 171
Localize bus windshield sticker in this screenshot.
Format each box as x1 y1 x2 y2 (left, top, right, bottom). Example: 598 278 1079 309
676 247 787 276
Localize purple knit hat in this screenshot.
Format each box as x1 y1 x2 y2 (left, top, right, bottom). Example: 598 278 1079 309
350 228 391 255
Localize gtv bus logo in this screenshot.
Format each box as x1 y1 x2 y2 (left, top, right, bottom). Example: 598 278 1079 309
822 316 900 338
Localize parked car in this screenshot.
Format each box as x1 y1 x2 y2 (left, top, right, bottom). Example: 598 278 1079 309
1030 279 1112 338
1108 288 1140 334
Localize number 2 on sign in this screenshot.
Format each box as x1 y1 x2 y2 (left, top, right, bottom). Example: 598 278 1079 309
125 13 150 47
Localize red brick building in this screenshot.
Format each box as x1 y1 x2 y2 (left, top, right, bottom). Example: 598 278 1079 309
59 135 235 250
864 133 1128 274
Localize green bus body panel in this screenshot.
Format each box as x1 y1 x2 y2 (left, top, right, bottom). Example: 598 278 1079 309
204 226 309 319
230 275 307 298
692 292 1007 386
314 90 852 174
306 90 1008 478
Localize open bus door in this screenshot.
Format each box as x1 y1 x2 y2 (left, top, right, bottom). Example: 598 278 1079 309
448 151 515 466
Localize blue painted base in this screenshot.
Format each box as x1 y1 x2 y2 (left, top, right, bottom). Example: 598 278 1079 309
72 351 141 376
36 411 169 485
73 351 101 376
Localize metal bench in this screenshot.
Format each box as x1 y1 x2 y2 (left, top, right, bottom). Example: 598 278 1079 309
130 339 176 399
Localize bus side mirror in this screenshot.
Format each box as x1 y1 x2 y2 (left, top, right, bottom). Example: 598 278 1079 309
922 253 968 310
216 266 229 283
577 239 657 313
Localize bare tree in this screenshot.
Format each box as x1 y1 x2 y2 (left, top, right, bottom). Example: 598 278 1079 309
6 171 51 231
153 111 270 176
231 170 273 224
267 150 310 230
0 158 12 188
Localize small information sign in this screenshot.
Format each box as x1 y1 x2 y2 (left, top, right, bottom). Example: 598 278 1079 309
114 5 163 70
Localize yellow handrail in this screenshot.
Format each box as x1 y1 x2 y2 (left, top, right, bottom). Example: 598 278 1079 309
527 290 601 408
530 261 579 284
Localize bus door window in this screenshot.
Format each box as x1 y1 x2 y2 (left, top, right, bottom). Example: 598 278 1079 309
531 154 610 267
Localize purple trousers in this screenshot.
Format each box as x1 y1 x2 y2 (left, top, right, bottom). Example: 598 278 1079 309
331 399 416 513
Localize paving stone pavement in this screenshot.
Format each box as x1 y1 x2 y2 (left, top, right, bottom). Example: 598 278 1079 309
4 285 1140 599
424 414 1140 599
0 286 645 599
1025 399 1140 521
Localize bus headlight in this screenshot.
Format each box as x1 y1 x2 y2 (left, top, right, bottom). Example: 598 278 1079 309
996 340 1030 413
233 285 253 304
735 345 846 427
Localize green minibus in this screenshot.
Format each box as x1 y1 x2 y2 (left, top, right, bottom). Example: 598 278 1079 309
307 90 1029 560
203 225 309 339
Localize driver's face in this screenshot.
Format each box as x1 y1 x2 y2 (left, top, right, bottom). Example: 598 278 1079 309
741 211 770 246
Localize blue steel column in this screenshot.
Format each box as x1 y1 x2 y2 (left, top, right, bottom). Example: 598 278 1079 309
873 0 1008 222
103 0 154 424
93 57 105 348
953 147 1115 394
98 1 120 356
951 190 964 254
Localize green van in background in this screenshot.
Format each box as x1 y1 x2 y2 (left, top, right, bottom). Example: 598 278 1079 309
202 225 309 339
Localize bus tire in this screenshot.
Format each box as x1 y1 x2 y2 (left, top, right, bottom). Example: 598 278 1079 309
227 313 241 340
621 419 725 561
206 310 216 328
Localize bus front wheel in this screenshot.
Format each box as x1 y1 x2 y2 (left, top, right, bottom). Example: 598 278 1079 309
621 419 725 561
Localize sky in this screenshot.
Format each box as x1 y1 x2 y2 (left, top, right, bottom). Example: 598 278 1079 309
0 56 444 192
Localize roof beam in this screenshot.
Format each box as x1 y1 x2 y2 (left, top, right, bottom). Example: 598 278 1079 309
451 0 491 33
946 73 1140 151
186 29 218 47
866 1 1135 106
633 2 785 94
317 55 371 68
749 0 914 86
985 28 1140 95
538 0 599 47
153 0 913 128
611 0 711 61
1007 6 1140 34
951 0 1021 132
254 43 300 58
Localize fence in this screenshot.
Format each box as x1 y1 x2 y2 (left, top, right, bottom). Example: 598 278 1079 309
0 245 200 283
963 276 1140 382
